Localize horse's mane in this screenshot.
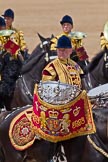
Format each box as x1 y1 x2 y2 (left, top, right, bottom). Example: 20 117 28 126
85 50 105 72
21 44 42 74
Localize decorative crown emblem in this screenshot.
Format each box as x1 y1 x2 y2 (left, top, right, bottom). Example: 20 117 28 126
48 109 59 119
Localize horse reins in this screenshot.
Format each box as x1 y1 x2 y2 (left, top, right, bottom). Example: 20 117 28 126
19 75 33 100
84 60 93 89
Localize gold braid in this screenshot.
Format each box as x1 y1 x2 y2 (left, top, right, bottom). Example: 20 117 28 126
106 118 108 138
87 135 108 158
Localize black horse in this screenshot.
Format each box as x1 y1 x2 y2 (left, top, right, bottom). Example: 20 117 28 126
0 104 108 162
82 49 108 91
82 107 108 162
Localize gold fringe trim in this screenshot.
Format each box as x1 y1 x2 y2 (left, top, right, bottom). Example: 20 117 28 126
35 89 91 110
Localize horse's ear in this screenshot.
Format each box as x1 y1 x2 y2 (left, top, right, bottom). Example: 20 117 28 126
51 34 55 39
37 33 46 42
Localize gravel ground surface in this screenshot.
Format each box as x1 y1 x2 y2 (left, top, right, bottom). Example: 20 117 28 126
1 1 108 59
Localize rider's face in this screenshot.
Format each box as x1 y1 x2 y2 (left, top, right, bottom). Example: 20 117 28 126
62 23 73 34
4 17 14 29
57 48 72 59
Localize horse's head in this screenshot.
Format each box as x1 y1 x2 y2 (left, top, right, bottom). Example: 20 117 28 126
37 33 53 51
22 33 55 71
103 48 108 80
83 49 108 89
37 33 57 62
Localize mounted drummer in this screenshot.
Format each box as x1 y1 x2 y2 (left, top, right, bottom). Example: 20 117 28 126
51 15 89 70
43 35 83 88
2 8 29 61
32 35 96 145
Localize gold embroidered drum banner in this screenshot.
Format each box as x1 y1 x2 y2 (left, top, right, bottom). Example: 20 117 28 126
31 90 96 142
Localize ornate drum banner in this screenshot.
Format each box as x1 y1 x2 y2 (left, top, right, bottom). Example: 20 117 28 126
31 81 96 143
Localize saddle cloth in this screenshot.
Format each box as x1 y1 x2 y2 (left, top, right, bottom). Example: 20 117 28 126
9 107 36 151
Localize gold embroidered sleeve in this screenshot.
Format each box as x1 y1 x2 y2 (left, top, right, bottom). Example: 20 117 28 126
50 37 58 51
18 30 27 51
50 34 62 51
100 35 108 50
42 65 57 82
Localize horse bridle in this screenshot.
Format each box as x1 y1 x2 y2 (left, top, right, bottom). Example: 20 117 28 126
103 51 108 78
40 39 57 61
19 75 33 100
